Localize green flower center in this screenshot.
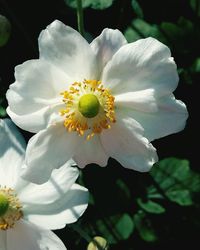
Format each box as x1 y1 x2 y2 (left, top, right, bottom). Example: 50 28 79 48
78 94 100 118
0 194 9 216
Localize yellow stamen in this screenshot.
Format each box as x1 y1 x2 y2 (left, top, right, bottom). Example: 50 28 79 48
60 79 116 139
0 187 23 230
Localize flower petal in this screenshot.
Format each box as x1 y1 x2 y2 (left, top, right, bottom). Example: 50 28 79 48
0 119 25 188
6 220 66 250
115 89 158 113
73 135 108 168
126 94 188 141
39 20 98 80
100 113 158 172
18 163 79 204
22 122 81 184
23 184 89 230
102 37 178 97
6 59 68 133
90 28 127 73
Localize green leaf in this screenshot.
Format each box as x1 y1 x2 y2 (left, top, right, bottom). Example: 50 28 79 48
90 0 114 9
178 68 193 85
0 97 7 117
64 0 114 9
191 58 200 73
160 22 181 42
190 0 200 16
0 106 7 117
115 214 134 240
124 19 167 43
150 158 200 206
137 198 165 214
0 15 11 47
124 26 141 43
116 179 131 199
134 211 157 242
96 213 134 244
89 193 95 205
160 17 195 53
131 0 143 18
166 190 193 206
64 0 91 8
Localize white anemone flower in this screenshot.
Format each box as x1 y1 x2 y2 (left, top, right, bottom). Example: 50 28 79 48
0 119 88 250
6 20 188 184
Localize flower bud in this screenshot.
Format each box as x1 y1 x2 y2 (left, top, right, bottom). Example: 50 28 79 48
87 236 108 250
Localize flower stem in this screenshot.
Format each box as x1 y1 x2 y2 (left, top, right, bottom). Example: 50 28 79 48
69 224 108 250
76 0 85 37
69 223 91 243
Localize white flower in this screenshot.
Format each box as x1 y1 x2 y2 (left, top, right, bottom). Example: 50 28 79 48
0 119 89 250
6 20 188 184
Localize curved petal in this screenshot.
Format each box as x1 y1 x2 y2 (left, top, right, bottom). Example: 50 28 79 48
18 164 79 204
100 113 158 172
0 119 25 188
6 59 68 133
90 28 127 74
102 37 178 97
126 94 188 141
0 231 6 250
22 122 81 184
39 20 98 80
6 220 66 250
23 184 89 230
115 89 158 113
73 135 108 168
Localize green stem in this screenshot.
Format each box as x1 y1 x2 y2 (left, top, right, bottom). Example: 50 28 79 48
76 0 85 37
69 223 91 243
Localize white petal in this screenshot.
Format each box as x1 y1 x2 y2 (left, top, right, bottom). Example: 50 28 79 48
6 59 68 133
22 122 81 184
90 28 127 73
100 113 158 172
39 20 98 81
23 184 89 230
73 135 108 168
115 89 158 113
6 220 66 250
0 119 25 188
18 163 79 204
126 94 188 141
102 37 178 97
0 231 6 250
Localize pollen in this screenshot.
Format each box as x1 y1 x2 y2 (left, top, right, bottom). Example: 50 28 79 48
60 79 116 139
0 187 23 230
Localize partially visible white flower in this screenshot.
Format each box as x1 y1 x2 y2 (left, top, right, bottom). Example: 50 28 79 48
0 119 88 250
6 20 188 184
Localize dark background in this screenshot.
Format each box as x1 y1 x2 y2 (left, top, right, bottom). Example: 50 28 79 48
0 0 199 249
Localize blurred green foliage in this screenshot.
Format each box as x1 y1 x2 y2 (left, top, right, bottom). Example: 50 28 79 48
0 0 199 249
0 96 7 118
150 158 200 206
73 158 200 248
0 14 11 47
64 0 114 9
